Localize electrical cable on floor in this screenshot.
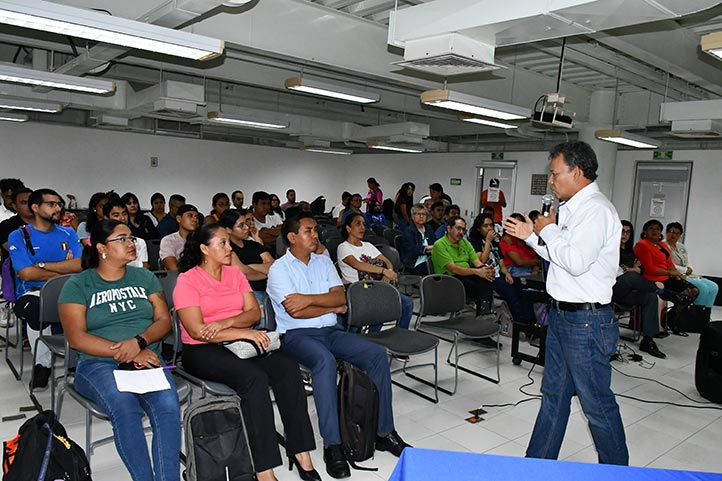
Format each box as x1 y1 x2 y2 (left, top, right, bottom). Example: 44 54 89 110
479 351 542 409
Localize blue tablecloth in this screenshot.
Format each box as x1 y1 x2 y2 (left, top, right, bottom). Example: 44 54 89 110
388 449 722 481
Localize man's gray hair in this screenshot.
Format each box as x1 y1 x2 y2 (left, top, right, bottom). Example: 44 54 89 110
410 203 426 216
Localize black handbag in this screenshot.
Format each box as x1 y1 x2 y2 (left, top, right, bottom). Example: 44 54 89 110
667 304 711 334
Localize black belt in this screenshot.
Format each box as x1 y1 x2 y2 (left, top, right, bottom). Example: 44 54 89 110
552 300 610 312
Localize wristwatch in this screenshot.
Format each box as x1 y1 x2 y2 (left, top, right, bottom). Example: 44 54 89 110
37 262 46 269
134 335 148 350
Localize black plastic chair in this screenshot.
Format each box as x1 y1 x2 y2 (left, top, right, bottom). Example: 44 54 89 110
378 244 421 295
29 274 73 410
416 275 501 394
346 281 441 403
147 239 161 271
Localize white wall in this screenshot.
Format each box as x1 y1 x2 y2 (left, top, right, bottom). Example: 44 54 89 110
612 149 722 277
0 122 553 218
2 121 720 275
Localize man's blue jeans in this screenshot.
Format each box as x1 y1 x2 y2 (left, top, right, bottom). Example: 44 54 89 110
526 305 629 465
75 360 181 481
281 326 394 446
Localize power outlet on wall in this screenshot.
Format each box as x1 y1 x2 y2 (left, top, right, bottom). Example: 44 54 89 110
150 156 158 167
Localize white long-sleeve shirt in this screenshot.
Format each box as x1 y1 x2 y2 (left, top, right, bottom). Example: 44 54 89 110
525 182 620 304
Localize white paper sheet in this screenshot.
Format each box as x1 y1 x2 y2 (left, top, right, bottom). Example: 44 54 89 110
113 367 171 394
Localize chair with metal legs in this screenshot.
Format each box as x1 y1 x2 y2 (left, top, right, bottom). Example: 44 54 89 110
346 280 442 403
415 275 501 395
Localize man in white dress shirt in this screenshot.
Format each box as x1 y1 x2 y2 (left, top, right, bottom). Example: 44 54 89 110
503 141 628 465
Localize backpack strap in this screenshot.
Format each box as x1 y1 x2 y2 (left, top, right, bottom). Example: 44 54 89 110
20 226 34 256
37 422 53 481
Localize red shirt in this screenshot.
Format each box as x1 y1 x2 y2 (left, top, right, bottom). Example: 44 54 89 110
481 189 506 222
499 234 537 267
633 238 674 282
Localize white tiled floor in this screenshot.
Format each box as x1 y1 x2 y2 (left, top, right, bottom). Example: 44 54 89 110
2 308 721 480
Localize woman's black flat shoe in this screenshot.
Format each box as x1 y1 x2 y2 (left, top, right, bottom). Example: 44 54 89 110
672 329 689 337
289 455 322 481
653 331 670 339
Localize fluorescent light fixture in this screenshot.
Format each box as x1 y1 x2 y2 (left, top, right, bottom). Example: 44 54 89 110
701 31 722 61
302 146 353 155
595 129 660 149
0 62 115 94
367 140 423 153
285 77 380 104
459 114 518 129
0 112 28 122
207 111 288 130
0 0 224 61
421 89 529 120
0 98 63 112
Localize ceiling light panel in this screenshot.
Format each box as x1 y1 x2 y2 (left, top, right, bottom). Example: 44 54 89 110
302 147 353 155
595 129 660 149
459 115 518 129
0 0 224 61
0 111 28 122
421 90 529 120
285 77 380 104
207 111 288 130
0 98 63 112
367 141 423 153
0 62 115 93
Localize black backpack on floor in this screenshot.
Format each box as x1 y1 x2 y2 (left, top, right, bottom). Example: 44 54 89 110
3 410 91 481
182 396 254 481
337 361 378 471
696 321 722 403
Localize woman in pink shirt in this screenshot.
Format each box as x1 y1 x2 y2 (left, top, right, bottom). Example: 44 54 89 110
174 223 318 481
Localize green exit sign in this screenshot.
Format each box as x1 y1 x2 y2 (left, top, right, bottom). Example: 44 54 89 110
491 152 505 160
653 150 673 159
450 178 462 186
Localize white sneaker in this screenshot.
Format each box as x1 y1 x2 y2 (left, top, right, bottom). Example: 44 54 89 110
0 304 15 328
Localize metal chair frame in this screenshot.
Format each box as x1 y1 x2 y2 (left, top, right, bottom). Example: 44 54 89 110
415 275 501 395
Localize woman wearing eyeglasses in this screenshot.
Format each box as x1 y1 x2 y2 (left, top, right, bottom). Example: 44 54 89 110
59 219 181 481
664 222 718 308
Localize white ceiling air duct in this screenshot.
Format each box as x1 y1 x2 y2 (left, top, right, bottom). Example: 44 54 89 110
126 81 205 120
388 0 722 77
660 99 722 138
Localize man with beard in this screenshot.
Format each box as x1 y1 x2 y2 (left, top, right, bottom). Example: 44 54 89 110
8 188 82 390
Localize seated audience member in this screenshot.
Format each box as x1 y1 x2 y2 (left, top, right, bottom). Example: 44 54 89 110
364 199 387 230
232 190 245 210
285 206 330 259
434 204 461 240
159 204 199 271
665 222 719 309
281 189 298 212
147 192 166 228
59 219 180 481
499 213 542 277
76 192 110 242
270 193 285 221
401 203 435 275
431 216 495 315
0 178 24 222
339 193 363 226
122 192 157 240
427 201 445 232
363 177 383 212
469 213 535 324
267 213 411 479
330 192 351 220
337 213 413 330
156 194 185 239
481 178 507 223
613 220 670 358
394 182 415 230
10 188 83 389
421 182 452 210
381 198 395 227
104 195 149 269
204 192 230 224
252 191 283 245
634 219 698 302
59 197 80 231
0 187 33 259
174 223 318 481
219 209 275 306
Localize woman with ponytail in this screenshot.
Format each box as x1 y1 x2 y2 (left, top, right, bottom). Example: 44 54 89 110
174 223 318 481
59 219 181 481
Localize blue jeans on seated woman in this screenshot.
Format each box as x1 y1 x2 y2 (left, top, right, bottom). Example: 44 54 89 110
75 359 181 481
526 306 628 465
